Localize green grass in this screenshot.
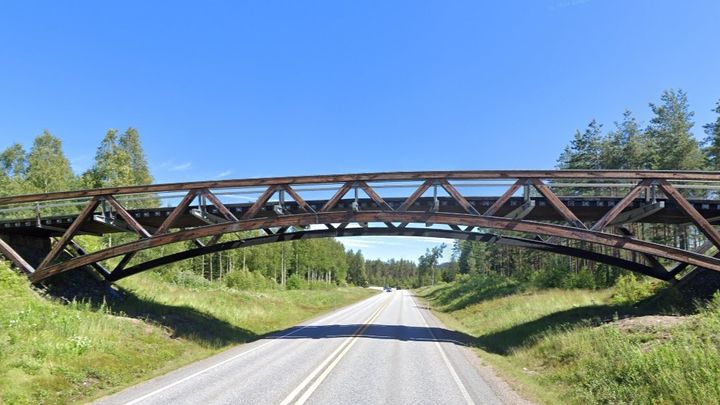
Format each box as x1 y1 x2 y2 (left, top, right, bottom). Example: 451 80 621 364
0 262 374 404
417 275 720 404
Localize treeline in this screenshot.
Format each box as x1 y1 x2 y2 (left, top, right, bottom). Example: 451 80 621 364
0 130 370 290
0 129 151 199
446 89 720 289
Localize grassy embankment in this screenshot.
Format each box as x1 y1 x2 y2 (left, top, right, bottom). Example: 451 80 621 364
0 262 375 404
417 275 720 404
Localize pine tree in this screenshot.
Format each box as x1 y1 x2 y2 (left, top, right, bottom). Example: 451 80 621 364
646 89 704 170
558 119 604 169
703 100 720 170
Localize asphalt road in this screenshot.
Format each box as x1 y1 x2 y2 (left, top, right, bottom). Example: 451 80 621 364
95 290 526 405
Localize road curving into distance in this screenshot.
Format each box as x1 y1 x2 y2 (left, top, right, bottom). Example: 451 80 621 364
94 290 528 405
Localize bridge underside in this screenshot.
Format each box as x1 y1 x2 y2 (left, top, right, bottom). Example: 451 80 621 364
1 170 719 284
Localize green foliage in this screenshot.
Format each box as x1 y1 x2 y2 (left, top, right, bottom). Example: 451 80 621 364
365 257 417 288
285 273 305 290
418 275 720 404
703 100 720 170
558 119 604 169
417 244 446 286
26 131 76 194
224 270 275 291
81 127 153 202
0 261 373 404
346 249 368 287
611 273 657 305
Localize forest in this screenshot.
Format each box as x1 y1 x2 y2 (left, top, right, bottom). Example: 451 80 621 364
2 89 720 290
356 90 720 289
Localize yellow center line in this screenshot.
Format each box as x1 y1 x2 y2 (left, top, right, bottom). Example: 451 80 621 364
280 294 394 405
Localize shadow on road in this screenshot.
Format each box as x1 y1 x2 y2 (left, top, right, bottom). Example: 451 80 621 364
266 323 474 346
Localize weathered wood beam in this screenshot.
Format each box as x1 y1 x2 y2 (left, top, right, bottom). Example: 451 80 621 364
483 178 525 216
320 182 353 212
667 240 714 277
504 200 535 220
397 180 432 212
607 201 665 226
66 239 111 279
190 209 228 225
658 180 720 249
358 181 394 211
617 227 667 274
111 228 670 282
7 170 720 206
242 186 278 219
530 179 586 229
31 210 720 282
439 180 481 215
37 197 101 271
591 179 652 231
282 185 316 213
202 190 239 221
156 190 198 234
104 196 152 238
0 237 35 275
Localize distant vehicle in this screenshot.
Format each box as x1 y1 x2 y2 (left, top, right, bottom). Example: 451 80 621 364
384 286 392 292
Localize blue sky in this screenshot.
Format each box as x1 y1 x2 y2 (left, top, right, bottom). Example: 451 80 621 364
2 0 720 261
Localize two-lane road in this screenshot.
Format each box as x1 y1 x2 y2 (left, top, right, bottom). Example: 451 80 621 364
95 291 525 404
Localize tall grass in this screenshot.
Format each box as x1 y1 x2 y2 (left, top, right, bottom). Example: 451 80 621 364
0 262 373 404
417 275 720 404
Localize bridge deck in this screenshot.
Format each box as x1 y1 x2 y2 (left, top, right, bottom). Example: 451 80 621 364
1 195 716 237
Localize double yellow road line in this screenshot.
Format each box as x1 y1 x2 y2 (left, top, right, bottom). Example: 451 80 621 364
280 294 394 405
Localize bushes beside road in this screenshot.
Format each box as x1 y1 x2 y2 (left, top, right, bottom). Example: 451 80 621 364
417 274 720 404
0 261 374 404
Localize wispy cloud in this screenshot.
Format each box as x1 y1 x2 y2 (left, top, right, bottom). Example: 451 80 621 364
550 0 592 10
337 235 446 249
217 170 232 178
170 162 192 171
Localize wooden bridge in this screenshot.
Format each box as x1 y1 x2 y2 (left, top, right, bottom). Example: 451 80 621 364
2 170 720 284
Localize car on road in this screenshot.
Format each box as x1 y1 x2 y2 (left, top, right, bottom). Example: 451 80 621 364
384 286 392 292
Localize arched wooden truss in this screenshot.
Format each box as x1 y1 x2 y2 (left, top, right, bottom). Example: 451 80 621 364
1 170 720 284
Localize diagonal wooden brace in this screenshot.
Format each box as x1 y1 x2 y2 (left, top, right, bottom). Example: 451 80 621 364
242 185 279 219
104 196 152 238
37 196 101 271
530 178 586 229
202 189 239 222
398 180 432 212
357 181 394 211
282 184 316 213
320 182 353 212
658 180 720 249
591 179 652 231
483 178 526 216
439 180 481 215
0 237 35 275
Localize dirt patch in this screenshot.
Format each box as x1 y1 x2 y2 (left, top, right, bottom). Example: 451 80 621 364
614 315 687 333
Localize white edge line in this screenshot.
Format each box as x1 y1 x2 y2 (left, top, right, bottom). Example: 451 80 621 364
121 293 383 405
410 292 475 405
